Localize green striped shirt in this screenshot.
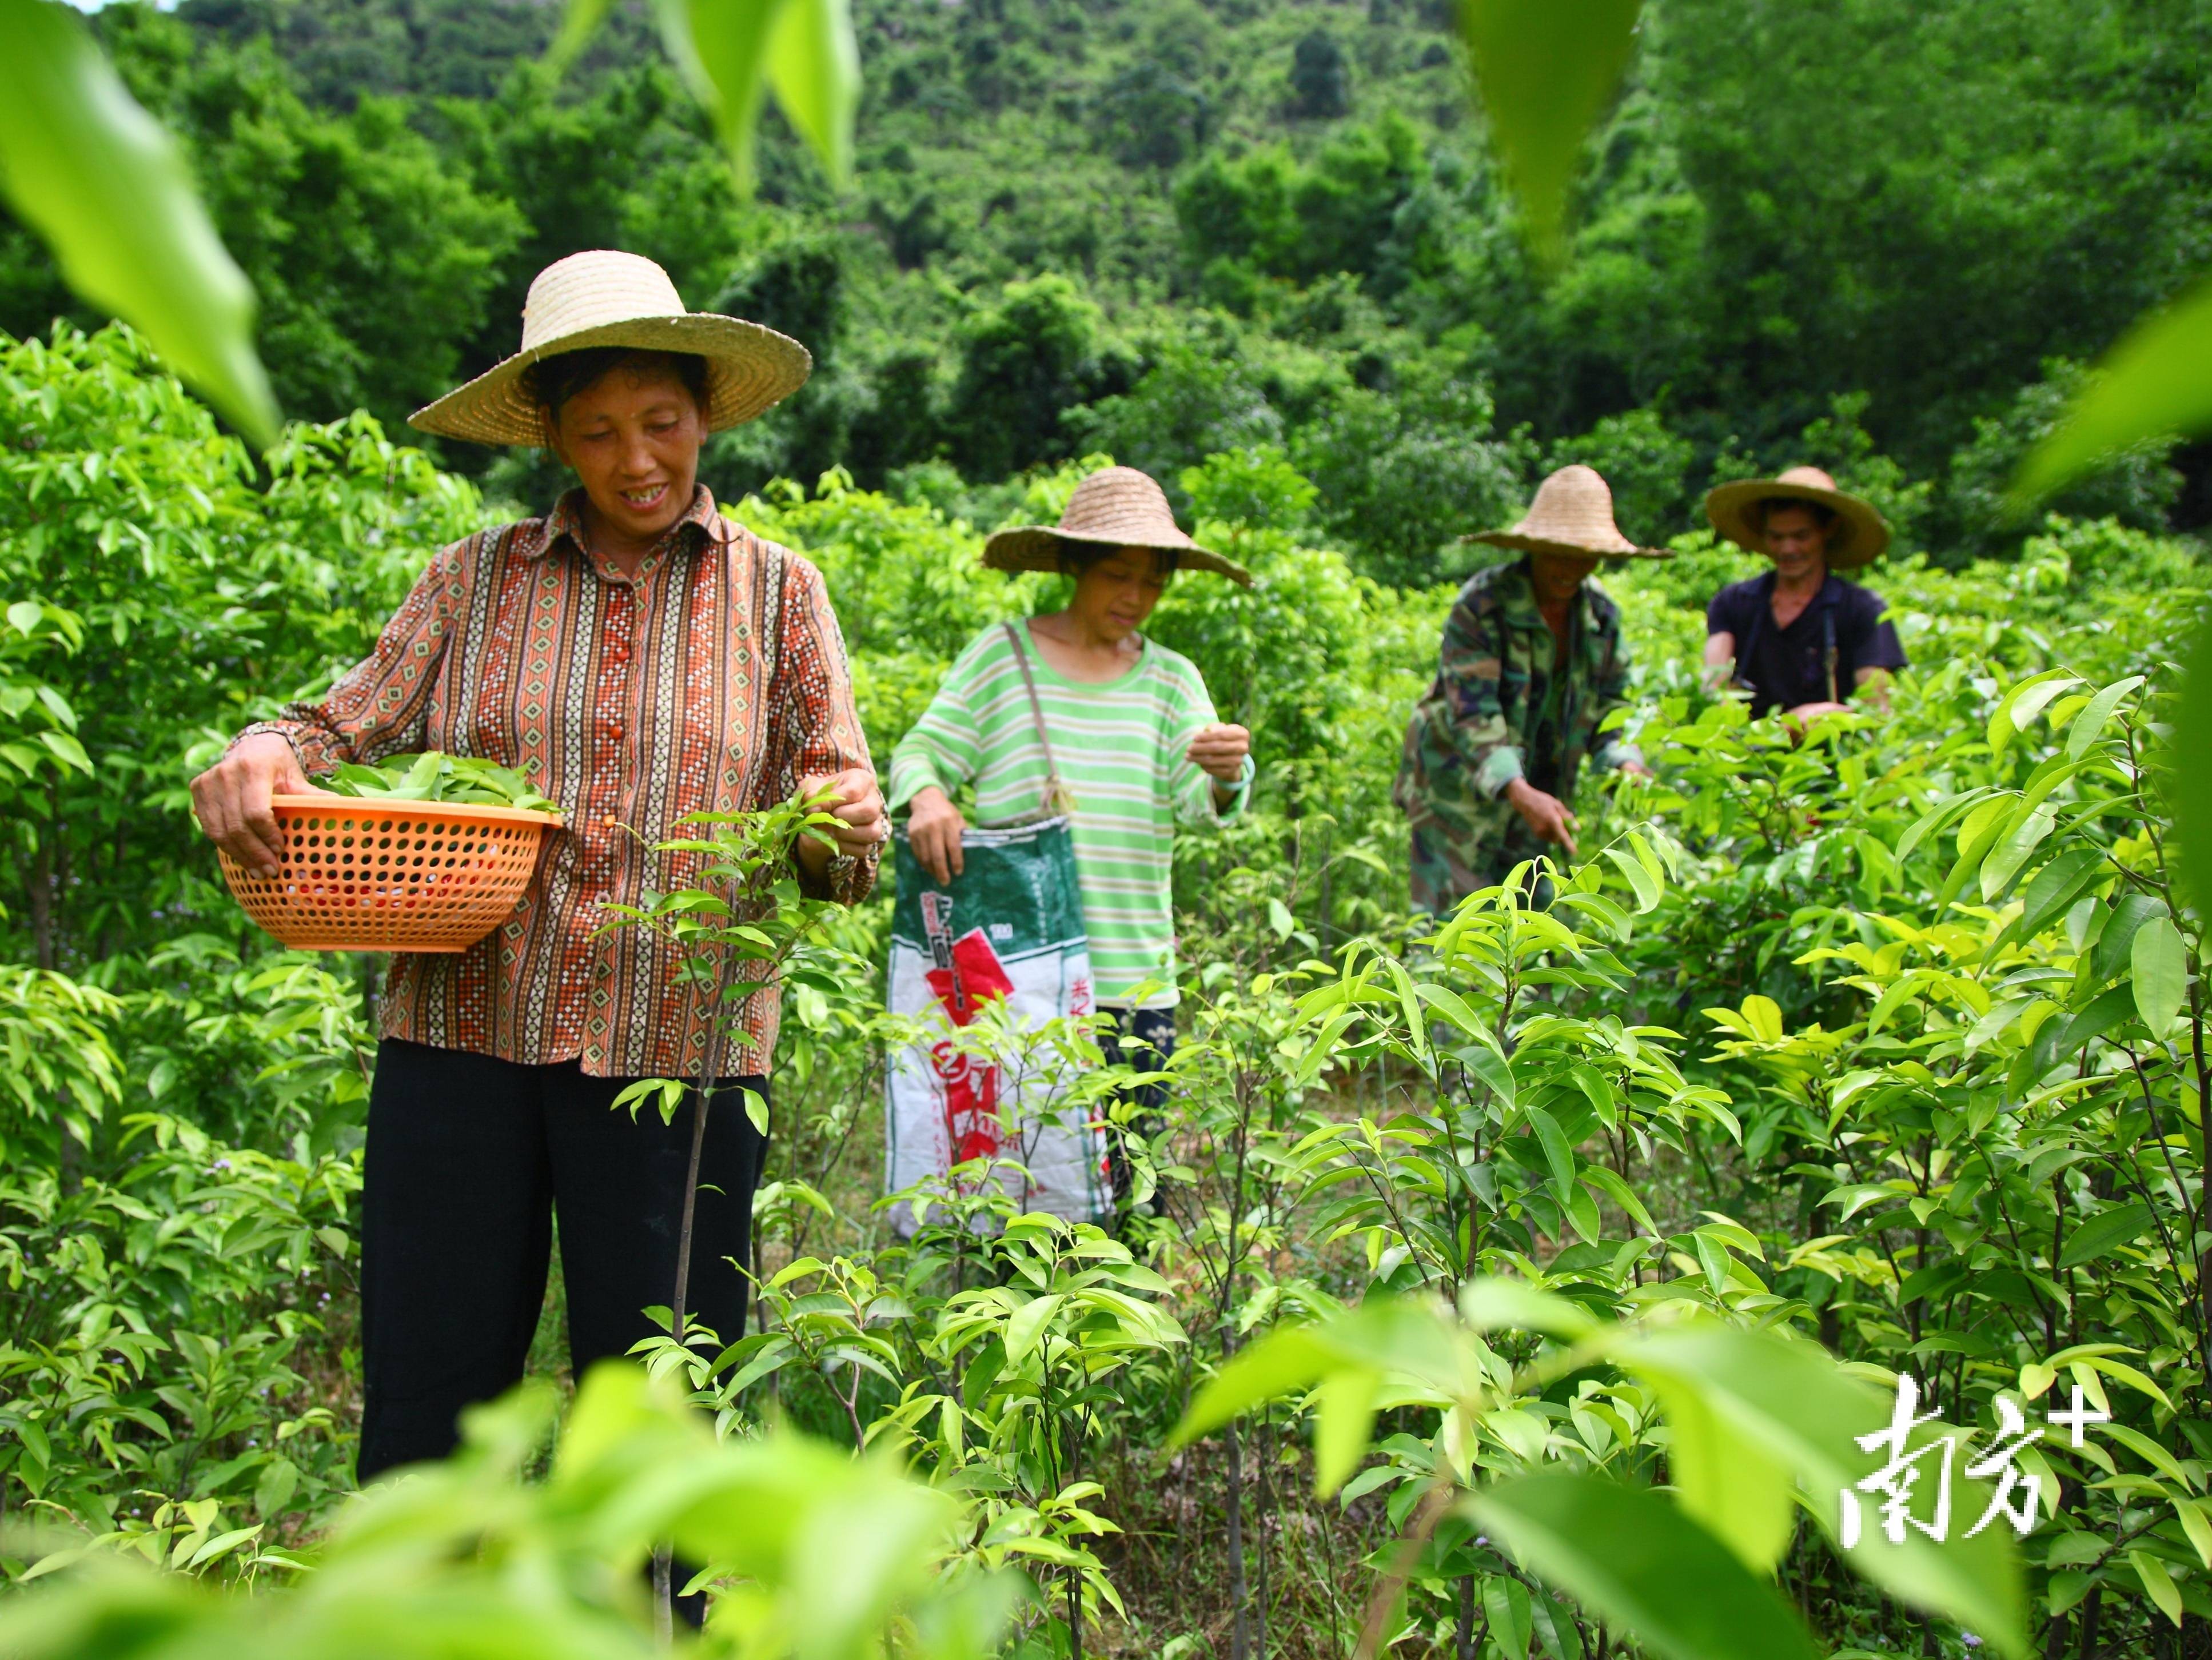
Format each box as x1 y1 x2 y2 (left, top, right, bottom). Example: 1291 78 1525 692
887 623 1252 1007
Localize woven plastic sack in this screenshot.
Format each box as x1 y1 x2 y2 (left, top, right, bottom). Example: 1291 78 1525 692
884 819 1105 1230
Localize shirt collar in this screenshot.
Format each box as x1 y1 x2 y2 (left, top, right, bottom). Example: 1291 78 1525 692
1756 568 1843 610
523 484 734 562
1497 555 1599 631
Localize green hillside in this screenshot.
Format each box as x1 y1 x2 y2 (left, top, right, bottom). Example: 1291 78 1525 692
3 0 2206 578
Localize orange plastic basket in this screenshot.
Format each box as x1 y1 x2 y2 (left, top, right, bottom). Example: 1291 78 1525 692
218 794 562 953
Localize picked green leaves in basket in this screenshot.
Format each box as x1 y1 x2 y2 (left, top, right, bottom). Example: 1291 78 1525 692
323 752 561 815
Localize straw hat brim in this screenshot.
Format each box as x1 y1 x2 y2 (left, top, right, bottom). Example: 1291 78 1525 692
1464 530 1671 561
1705 478 1890 569
408 314 811 448
982 525 1254 588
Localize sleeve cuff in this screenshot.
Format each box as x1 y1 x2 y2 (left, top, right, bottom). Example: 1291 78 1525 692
884 752 942 816
1474 747 1525 801
798 840 883 905
1207 753 1255 823
233 721 333 778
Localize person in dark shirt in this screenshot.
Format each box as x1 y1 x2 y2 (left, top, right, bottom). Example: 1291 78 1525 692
1701 466 1907 721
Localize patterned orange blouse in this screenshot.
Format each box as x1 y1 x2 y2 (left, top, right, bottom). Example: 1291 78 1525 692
241 486 878 1078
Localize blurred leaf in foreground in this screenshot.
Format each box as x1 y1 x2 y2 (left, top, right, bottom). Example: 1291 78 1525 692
2011 276 2212 509
0 1363 1001 1659
1465 1474 1823 1660
2174 624 2212 908
1459 0 1643 264
553 0 859 194
2007 266 2211 981
0 0 277 448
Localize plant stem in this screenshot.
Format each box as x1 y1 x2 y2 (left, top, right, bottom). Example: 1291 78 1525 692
1226 1413 1250 1660
653 927 742 1640
1353 1485 1452 1660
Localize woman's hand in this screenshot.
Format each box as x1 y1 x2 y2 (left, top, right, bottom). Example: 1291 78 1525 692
190 733 332 877
795 768 888 873
1186 723 1251 783
1505 776 1579 859
904 785 966 884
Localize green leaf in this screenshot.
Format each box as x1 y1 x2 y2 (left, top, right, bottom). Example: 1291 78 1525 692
2089 893 2164 984
2056 1202 2154 1272
763 0 859 186
1171 1327 1332 1448
1614 1326 2027 1655
1604 845 1660 913
34 729 91 775
2174 1499 2212 1571
1485 1577 1534 1660
655 0 859 193
1690 1230 1734 1299
1895 791 1979 864
2065 676 2144 760
1579 1163 1657 1237
1656 1371 1793 1573
1950 798 2016 894
1458 1277 1601 1340
0 0 277 446
2129 916 2186 1041
1464 1043 1517 1106
547 0 615 71
1172 1300 1465 1449
1462 1474 1822 1660
2044 984 2138 1067
1416 980 1495 1043
1979 804 2056 902
2177 622 2212 908
1458 0 1643 265
2012 277 2212 507
1003 1293 1063 1364
2002 847 2107 950
1987 672 2078 755
1522 1104 1579 1208
656 0 779 192
254 1455 298 1520
2129 1548 2183 1628
1311 1364 1382 1498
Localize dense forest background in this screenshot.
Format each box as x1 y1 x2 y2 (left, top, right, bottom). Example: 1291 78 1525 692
5 0 2208 582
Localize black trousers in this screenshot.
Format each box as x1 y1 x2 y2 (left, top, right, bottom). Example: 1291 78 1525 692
357 1038 769 1482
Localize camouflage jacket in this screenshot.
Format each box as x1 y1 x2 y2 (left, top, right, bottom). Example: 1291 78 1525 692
1393 557 1638 904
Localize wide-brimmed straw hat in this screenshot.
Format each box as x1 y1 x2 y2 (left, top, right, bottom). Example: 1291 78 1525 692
1466 465 1669 560
982 466 1254 586
409 250 811 448
1705 465 1890 570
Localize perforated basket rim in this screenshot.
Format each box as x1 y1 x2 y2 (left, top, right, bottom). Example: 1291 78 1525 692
271 792 564 829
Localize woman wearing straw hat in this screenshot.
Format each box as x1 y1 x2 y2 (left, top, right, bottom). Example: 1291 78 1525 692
189 250 885 1482
1702 466 1906 722
890 465 1254 1208
1394 465 1664 913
